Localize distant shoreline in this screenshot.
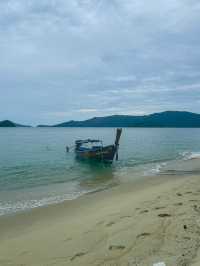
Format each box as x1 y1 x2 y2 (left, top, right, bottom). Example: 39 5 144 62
1 110 200 128
1 126 200 128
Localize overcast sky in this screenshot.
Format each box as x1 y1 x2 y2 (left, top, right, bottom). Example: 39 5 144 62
1 0 200 125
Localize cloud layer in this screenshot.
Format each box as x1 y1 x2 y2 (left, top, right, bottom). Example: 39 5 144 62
1 0 200 124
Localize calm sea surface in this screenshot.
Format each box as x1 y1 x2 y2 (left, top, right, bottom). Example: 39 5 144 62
0 127 200 216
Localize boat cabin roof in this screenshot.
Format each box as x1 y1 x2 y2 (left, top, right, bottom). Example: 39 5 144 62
75 139 102 145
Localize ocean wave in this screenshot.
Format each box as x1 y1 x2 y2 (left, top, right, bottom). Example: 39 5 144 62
144 162 167 176
0 190 88 216
180 151 200 160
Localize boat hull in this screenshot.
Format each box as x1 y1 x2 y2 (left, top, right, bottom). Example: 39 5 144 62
75 145 116 163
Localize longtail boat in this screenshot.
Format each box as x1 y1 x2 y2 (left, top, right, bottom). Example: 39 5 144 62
74 128 122 163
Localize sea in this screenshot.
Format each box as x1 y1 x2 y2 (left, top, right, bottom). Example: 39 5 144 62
0 127 200 216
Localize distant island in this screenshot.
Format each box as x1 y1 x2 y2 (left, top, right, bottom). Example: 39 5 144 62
0 120 30 127
38 111 200 128
1 111 200 128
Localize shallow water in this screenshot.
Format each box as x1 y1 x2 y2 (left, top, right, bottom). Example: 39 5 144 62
0 127 200 215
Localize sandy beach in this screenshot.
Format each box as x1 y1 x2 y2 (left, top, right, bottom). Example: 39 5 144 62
1 164 200 266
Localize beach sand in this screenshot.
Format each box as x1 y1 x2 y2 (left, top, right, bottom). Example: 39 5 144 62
1 166 200 265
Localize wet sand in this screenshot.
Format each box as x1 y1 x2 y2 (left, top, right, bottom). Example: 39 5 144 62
1 164 200 265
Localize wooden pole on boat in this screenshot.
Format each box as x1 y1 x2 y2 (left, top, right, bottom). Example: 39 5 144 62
115 128 122 146
115 128 122 160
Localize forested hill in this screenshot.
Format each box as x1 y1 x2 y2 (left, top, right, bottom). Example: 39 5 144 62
0 120 30 127
47 111 200 127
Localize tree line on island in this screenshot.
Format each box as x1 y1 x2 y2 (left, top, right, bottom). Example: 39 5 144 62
0 120 30 127
1 111 200 128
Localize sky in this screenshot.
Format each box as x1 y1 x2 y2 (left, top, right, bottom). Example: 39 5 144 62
1 0 200 125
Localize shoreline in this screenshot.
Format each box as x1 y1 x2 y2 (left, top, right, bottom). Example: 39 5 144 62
1 170 200 265
0 172 172 237
1 153 199 220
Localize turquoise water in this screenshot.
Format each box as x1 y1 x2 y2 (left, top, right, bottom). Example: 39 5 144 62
1 127 200 215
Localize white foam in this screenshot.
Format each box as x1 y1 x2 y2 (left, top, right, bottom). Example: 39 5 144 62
0 190 90 216
144 162 167 176
181 151 200 160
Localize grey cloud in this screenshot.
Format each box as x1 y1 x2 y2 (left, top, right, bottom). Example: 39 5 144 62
0 0 200 124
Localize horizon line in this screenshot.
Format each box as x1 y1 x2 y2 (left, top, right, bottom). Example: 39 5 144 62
1 110 200 127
